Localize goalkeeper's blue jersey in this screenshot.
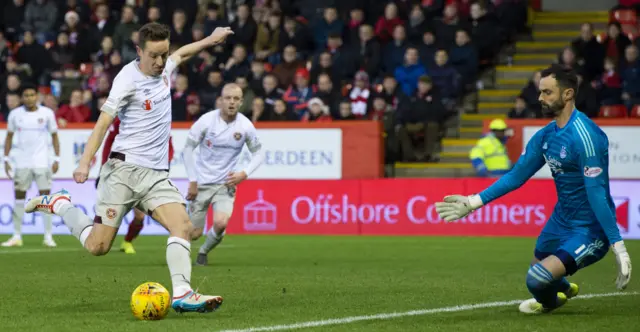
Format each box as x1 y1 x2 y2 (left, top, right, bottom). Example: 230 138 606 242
479 110 622 243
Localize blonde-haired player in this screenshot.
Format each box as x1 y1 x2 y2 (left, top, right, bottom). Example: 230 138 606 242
183 83 264 266
24 23 234 314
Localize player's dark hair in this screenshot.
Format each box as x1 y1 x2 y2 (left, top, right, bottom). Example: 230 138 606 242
20 83 37 95
540 64 578 97
138 23 170 49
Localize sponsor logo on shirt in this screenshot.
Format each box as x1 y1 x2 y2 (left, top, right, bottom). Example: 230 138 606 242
153 93 171 105
143 100 152 111
584 166 603 178
544 154 563 174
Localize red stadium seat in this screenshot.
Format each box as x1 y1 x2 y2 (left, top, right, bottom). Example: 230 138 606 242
630 105 640 118
599 105 628 118
612 9 637 25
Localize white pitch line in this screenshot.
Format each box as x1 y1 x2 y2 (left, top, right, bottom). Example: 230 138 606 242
219 291 639 332
0 244 236 254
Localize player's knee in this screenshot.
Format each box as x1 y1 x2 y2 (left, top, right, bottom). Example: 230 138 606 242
14 191 26 200
190 227 203 241
526 263 554 292
85 241 111 256
213 215 230 233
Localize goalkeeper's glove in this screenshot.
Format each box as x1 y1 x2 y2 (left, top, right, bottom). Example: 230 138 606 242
611 241 632 290
434 194 484 222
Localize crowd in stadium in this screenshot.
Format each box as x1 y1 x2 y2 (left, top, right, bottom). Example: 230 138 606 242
4 0 640 163
0 0 527 125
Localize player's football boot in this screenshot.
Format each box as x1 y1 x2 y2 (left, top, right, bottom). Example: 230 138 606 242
518 292 568 314
171 290 223 313
1 236 23 247
564 283 579 299
194 253 208 266
120 241 136 254
43 235 57 248
25 190 71 215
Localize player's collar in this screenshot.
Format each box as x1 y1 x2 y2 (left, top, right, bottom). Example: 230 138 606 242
554 108 578 133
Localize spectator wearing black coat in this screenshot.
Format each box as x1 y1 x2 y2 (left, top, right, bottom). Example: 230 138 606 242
383 25 409 74
571 23 605 81
601 22 632 63
469 3 502 66
449 30 478 89
519 71 542 115
355 25 382 79
429 50 460 101
405 4 432 45
230 4 258 54
396 75 447 162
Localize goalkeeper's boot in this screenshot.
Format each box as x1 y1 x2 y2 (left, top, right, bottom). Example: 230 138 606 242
120 241 136 254
195 253 208 266
564 283 579 299
1 236 23 247
519 292 568 314
172 290 223 313
25 190 71 215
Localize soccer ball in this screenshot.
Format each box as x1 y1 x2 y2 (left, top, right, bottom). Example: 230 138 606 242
130 282 171 320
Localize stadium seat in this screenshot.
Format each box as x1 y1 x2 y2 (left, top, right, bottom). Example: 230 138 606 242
599 105 628 118
630 105 640 118
612 9 637 25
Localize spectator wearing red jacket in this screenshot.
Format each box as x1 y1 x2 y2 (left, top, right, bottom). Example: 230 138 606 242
375 2 404 45
56 89 91 127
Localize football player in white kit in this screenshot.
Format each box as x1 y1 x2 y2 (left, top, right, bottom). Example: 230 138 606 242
182 83 264 266
24 23 234 314
2 83 60 248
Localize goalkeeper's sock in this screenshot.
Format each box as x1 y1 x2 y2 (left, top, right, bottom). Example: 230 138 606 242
12 199 25 237
167 236 192 297
526 263 562 309
199 228 225 255
552 277 570 294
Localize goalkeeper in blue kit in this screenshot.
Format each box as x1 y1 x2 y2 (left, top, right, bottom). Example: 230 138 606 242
435 64 632 314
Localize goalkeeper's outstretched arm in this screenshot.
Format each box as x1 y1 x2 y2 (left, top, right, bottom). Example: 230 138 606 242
474 131 547 207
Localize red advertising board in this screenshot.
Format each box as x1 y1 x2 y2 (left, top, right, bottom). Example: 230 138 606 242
215 178 563 237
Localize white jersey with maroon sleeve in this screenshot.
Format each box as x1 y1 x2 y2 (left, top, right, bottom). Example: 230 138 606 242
100 58 178 170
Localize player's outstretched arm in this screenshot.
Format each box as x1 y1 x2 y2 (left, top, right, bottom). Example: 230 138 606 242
578 129 631 290
169 27 234 66
435 130 546 222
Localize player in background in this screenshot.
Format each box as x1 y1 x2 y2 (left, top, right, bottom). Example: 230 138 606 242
24 23 234 314
2 84 60 248
183 83 264 266
435 64 632 314
96 117 175 254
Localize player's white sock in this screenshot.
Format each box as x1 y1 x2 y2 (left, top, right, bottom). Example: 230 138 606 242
43 214 52 238
12 199 25 238
59 205 93 247
199 228 225 255
167 236 192 297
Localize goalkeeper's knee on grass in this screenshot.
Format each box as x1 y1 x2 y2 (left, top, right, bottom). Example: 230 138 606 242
526 263 562 308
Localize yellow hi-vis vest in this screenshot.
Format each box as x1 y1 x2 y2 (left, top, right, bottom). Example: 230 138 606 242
469 134 511 174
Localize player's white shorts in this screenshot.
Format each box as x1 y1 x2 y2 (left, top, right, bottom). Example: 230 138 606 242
96 158 185 228
189 184 236 230
14 168 52 192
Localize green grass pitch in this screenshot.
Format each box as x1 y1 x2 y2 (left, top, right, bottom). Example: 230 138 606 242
0 235 638 332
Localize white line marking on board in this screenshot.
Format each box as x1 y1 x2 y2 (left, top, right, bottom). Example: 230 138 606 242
219 292 639 332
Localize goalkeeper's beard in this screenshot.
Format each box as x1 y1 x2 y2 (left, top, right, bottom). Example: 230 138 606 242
541 98 564 117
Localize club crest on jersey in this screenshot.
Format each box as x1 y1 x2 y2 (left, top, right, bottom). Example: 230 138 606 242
106 208 117 219
584 166 603 178
38 118 44 124
233 132 242 141
560 146 567 159
163 75 168 87
205 139 213 148
143 99 152 111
